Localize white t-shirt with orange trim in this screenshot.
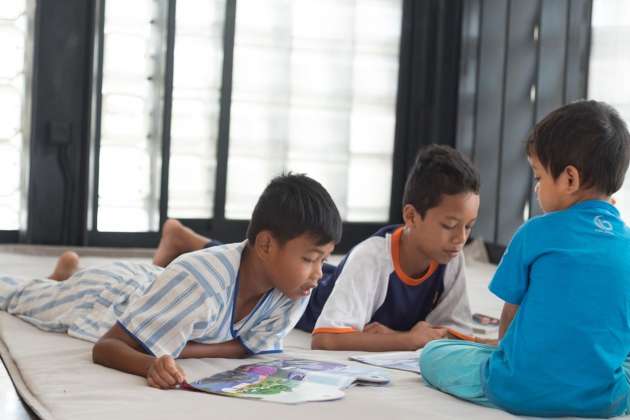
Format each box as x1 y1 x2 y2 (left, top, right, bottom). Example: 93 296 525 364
311 226 472 335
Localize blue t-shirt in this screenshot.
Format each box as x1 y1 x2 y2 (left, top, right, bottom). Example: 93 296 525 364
483 200 630 417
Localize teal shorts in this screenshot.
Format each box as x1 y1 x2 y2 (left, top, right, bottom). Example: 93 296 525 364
419 339 497 408
421 339 630 415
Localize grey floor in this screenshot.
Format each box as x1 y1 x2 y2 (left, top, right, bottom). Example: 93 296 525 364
0 244 154 420
0 357 37 420
0 242 498 420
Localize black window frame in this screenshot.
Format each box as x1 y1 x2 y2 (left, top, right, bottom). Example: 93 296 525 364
8 0 504 255
83 0 465 253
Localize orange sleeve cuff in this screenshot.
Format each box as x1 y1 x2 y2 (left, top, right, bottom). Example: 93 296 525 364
446 328 476 342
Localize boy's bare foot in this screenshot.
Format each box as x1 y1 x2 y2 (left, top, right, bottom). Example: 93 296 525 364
153 219 211 267
49 251 80 281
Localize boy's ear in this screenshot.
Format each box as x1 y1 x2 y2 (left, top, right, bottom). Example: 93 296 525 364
562 165 581 193
253 230 276 259
402 204 420 226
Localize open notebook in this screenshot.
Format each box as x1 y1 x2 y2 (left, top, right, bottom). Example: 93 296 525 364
350 352 421 374
349 327 499 375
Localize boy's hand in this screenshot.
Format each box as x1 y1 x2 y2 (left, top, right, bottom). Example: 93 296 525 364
147 355 186 389
408 321 447 349
363 322 396 334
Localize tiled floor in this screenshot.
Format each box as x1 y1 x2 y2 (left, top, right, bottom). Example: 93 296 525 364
0 357 37 420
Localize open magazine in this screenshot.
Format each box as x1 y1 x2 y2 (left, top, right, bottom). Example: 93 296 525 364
182 358 390 404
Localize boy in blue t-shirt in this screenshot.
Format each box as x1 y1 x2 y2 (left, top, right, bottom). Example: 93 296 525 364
420 100 630 418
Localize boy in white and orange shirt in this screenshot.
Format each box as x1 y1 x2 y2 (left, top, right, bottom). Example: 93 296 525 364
297 145 480 351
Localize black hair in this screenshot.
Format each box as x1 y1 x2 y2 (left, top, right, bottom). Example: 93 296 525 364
403 144 480 218
247 173 342 246
526 100 630 195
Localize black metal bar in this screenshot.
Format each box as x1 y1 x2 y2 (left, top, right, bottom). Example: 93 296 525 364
583 0 593 96
496 0 540 245
528 1 543 220
472 0 509 243
562 1 571 103
25 0 97 245
21 0 42 244
87 231 161 248
158 0 177 231
530 0 569 218
493 0 511 244
389 0 463 223
76 0 100 245
564 0 592 102
0 231 19 244
212 0 237 222
88 0 105 238
432 1 463 149
456 0 480 161
580 0 593 98
471 0 483 165
389 0 414 223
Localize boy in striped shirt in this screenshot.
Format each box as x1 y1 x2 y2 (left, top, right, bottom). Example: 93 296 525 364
0 174 341 389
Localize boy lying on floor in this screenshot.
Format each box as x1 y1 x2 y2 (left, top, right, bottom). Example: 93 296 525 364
0 174 342 389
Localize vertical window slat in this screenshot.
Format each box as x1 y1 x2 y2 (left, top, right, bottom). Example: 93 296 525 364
97 0 167 232
226 0 402 221
0 0 32 230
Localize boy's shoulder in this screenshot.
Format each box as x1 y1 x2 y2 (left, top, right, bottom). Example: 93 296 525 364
184 241 245 261
349 226 397 261
512 211 563 240
519 201 626 235
170 241 246 280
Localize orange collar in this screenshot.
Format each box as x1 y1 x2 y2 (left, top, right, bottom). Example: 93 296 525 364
391 226 438 286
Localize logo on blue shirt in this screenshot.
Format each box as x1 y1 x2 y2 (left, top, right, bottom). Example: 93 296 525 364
594 215 613 234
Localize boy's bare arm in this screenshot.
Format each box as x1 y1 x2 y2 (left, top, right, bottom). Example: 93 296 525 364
311 321 447 351
94 325 248 366
93 323 157 378
499 303 519 340
94 327 185 390
93 324 248 389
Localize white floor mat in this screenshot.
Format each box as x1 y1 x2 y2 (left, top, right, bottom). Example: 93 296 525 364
0 244 574 420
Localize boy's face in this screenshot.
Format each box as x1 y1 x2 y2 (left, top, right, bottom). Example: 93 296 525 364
528 155 565 212
404 192 479 265
265 234 335 300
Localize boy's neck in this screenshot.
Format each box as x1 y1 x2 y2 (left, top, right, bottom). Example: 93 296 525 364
398 229 432 278
563 189 610 209
237 246 273 303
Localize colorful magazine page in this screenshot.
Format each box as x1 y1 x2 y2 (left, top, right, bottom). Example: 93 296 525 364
183 358 390 404
349 351 421 374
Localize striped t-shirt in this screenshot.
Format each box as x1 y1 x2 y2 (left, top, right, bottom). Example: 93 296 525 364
0 241 308 357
